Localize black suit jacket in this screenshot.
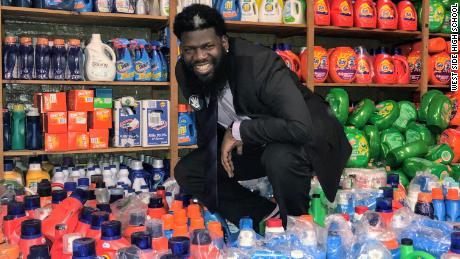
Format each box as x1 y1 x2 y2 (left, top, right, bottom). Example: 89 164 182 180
175 37 352 202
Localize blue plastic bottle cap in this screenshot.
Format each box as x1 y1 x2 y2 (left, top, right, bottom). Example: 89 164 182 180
90 211 110 230
191 229 212 246
8 201 26 218
375 197 393 213
104 167 111 171
96 203 112 213
37 180 51 197
129 211 146 226
64 182 77 192
387 173 399 187
101 220 122 241
4 160 14 171
79 207 97 224
72 237 96 258
27 244 50 259
78 178 90 187
401 238 413 246
21 219 42 239
451 232 460 254
239 217 253 230
24 195 40 210
146 219 163 238
149 196 164 208
86 190 96 201
380 187 394 199
168 236 190 256
52 190 67 204
70 188 88 205
131 231 152 250
120 165 128 170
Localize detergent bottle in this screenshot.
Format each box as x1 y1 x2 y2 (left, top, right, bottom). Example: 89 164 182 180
37 179 52 207
26 108 42 150
74 207 98 236
123 211 147 239
96 220 130 258
354 0 376 28
240 0 258 22
314 0 330 25
3 202 28 245
86 211 110 240
178 104 197 146
131 231 156 258
330 0 353 27
354 46 373 83
283 0 305 24
133 39 152 82
115 0 135 13
114 38 134 81
432 187 446 221
329 47 357 83
397 0 417 31
84 34 116 81
72 238 98 259
218 0 242 21
12 104 25 151
400 238 436 259
392 48 410 84
429 52 451 85
374 47 396 84
150 44 163 82
3 36 18 80
18 37 34 80
259 0 282 23
3 110 11 151
414 192 434 219
4 160 22 186
146 219 169 253
94 0 113 12
74 0 93 12
408 50 422 84
26 163 49 193
35 38 50 80
377 0 398 29
18 219 47 258
50 39 67 80
50 224 68 258
418 0 445 32
446 189 460 222
149 0 160 15
66 39 83 81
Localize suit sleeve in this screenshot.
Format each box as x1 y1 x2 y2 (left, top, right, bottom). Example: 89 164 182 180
239 51 313 145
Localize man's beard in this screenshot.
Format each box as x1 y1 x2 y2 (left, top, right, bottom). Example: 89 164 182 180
184 52 228 95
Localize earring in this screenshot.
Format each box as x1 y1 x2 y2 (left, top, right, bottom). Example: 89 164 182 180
226 49 229 53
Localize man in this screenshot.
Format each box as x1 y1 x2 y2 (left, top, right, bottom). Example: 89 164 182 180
173 4 351 228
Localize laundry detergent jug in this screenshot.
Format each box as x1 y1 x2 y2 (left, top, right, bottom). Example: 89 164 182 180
377 0 398 29
218 0 242 21
354 0 376 28
329 46 357 83
418 0 445 32
330 0 353 27
397 0 417 31
275 44 301 78
374 47 396 84
3 36 18 80
354 46 374 83
240 0 259 22
429 52 451 85
84 34 116 81
282 0 305 24
408 50 422 84
314 0 330 25
259 0 282 23
35 38 51 80
392 48 410 84
114 38 134 81
300 47 329 83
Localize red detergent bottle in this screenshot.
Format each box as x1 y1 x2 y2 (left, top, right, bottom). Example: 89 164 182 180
374 47 396 84
96 220 130 258
18 219 47 258
148 195 167 219
146 219 169 253
375 197 394 226
86 211 110 240
397 0 417 31
27 244 51 259
330 0 353 27
24 195 41 219
123 210 147 239
377 0 398 29
354 0 377 28
190 229 221 259
51 190 67 209
50 224 69 259
3 201 28 245
392 48 410 84
74 206 98 236
354 46 374 83
314 0 331 25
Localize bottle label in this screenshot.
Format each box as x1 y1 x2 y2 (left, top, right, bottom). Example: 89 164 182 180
408 54 421 83
315 0 328 15
379 59 394 75
402 6 416 21
339 1 351 16
335 51 356 81
116 0 134 13
283 2 294 22
379 4 395 20
313 51 328 81
356 58 371 75
134 60 152 81
222 0 238 18
358 3 373 18
374 101 394 120
434 55 451 83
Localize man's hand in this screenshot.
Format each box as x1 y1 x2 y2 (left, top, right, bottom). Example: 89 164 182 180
221 129 243 178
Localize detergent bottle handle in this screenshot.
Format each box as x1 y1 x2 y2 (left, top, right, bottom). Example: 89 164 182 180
294 1 301 15
103 44 117 64
253 1 259 17
393 55 409 77
405 251 436 259
293 55 301 74
276 2 282 17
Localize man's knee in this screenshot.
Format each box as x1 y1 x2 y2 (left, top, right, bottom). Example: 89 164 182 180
261 143 311 179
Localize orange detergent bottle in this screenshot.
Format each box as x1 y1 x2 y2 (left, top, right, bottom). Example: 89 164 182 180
354 0 377 28
96 220 130 258
50 224 69 259
74 206 98 237
329 46 357 83
374 47 396 84
412 37 447 54
407 50 422 84
18 219 47 259
440 129 460 163
330 0 353 27
377 0 398 30
354 46 374 83
314 0 330 25
2 202 28 245
86 211 110 240
397 0 417 31
392 48 410 84
429 52 451 85
300 46 329 83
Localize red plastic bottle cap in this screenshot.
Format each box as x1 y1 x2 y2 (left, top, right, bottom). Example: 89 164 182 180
447 189 460 201
161 214 174 230
266 218 282 228
355 206 369 215
432 187 444 200
173 224 189 237
342 213 350 221
171 200 183 211
68 39 81 46
190 217 205 231
383 239 399 250
20 37 32 45
178 104 188 113
418 192 432 203
4 36 16 44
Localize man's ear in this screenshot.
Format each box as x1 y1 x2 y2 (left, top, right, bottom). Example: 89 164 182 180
222 35 229 52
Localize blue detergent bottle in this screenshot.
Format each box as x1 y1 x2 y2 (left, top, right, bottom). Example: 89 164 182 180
152 41 168 82
74 0 93 12
151 158 166 190
217 0 241 21
446 188 460 222
114 38 134 81
178 104 197 146
133 39 152 82
26 108 43 150
3 36 18 80
50 38 66 80
326 231 344 258
432 187 446 221
67 39 84 81
18 37 34 80
34 37 51 80
150 44 163 82
3 109 11 151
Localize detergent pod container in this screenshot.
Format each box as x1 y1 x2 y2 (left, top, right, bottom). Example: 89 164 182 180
418 0 445 32
282 0 305 24
329 47 357 83
240 0 259 22
354 0 376 28
131 231 156 258
314 0 330 25
408 50 422 83
448 92 460 126
369 100 400 130
377 0 398 29
72 237 98 259
392 101 417 132
3 201 28 245
392 48 410 84
24 195 41 219
380 127 404 159
330 0 353 26
258 0 282 23
386 140 429 167
325 88 349 124
429 52 451 85
354 46 374 83
96 220 130 258
190 229 221 258
419 90 443 121
363 125 381 161
114 38 135 81
412 37 447 54
397 0 417 30
275 43 301 78
148 195 167 219
426 94 452 133
440 129 460 163
344 127 370 168
373 47 396 84
402 157 449 179
218 0 242 21
146 219 168 252
426 144 454 165
84 34 116 81
441 11 451 33
18 219 47 258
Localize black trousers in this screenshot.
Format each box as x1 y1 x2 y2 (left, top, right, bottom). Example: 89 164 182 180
174 140 313 228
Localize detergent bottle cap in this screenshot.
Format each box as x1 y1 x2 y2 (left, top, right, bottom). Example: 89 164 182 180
27 244 50 259
72 238 96 258
27 107 40 117
387 173 399 187
96 203 111 213
146 219 163 238
355 206 369 215
29 163 42 171
375 198 393 213
101 220 122 240
21 219 42 239
64 182 77 192
169 236 190 256
78 178 90 187
95 181 106 189
178 104 188 113
52 190 67 204
149 196 164 208
191 229 212 245
131 231 152 250
79 207 97 224
70 188 88 205
4 160 14 171
239 217 253 230
207 221 224 238
68 39 80 46
299 214 313 222
432 188 444 200
401 238 413 246
266 218 283 228
187 204 201 219
129 211 146 226
90 211 109 230
152 159 164 169
190 217 205 231
24 195 40 210
448 189 460 200
380 187 393 199
53 38 65 46
451 232 460 254
8 201 26 217
132 161 143 170
4 36 16 44
20 37 32 45
161 214 174 230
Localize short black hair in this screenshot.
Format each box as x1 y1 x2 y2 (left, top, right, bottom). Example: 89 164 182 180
173 4 227 40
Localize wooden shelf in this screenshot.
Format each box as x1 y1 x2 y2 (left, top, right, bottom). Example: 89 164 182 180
315 83 419 88
178 145 198 149
429 33 451 39
0 6 168 29
226 21 306 37
314 26 422 39
3 146 171 156
3 80 170 86
428 84 451 89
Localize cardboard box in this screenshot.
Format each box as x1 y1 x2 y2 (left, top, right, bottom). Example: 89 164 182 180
88 108 112 129
45 112 67 134
68 132 89 150
113 100 141 147
68 90 94 112
89 129 109 149
41 92 67 113
68 111 87 132
141 100 170 147
94 89 113 108
45 133 68 151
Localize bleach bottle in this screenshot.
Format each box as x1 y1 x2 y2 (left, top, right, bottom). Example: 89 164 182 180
50 39 67 80
218 0 242 21
3 36 18 80
18 37 34 80
114 38 134 81
240 0 259 22
178 104 197 146
35 38 51 80
26 108 42 150
133 39 152 81
150 43 163 82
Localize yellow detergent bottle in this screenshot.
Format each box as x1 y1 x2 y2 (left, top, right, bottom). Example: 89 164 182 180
26 160 50 193
259 0 283 23
4 160 23 187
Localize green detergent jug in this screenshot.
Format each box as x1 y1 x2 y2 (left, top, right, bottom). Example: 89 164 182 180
425 144 454 164
369 100 400 130
403 157 449 179
345 127 370 167
387 140 429 167
393 101 417 132
348 99 375 129
390 169 410 188
406 122 435 146
451 164 460 181
427 94 452 133
309 193 326 227
441 10 451 33
326 88 349 124
419 90 443 122
12 104 26 150
400 238 436 259
418 0 445 32
381 127 405 160
364 125 381 161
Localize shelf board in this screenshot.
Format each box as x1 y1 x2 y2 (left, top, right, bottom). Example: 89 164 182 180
0 6 168 29
3 146 171 156
315 83 419 88
3 80 169 86
226 21 306 37
178 145 198 149
314 26 422 39
428 84 451 89
429 33 451 39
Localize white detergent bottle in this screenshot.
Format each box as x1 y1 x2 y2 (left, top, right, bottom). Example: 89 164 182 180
240 0 259 22
200 0 212 7
259 0 282 23
282 0 304 24
160 0 169 16
103 167 116 187
118 166 131 186
149 0 160 15
84 34 116 81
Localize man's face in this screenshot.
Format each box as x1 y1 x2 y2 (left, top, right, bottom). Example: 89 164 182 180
180 28 229 84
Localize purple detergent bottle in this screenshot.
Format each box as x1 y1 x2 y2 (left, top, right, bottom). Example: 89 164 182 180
35 37 51 80
50 38 66 80
18 37 34 80
3 36 18 80
66 39 83 81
